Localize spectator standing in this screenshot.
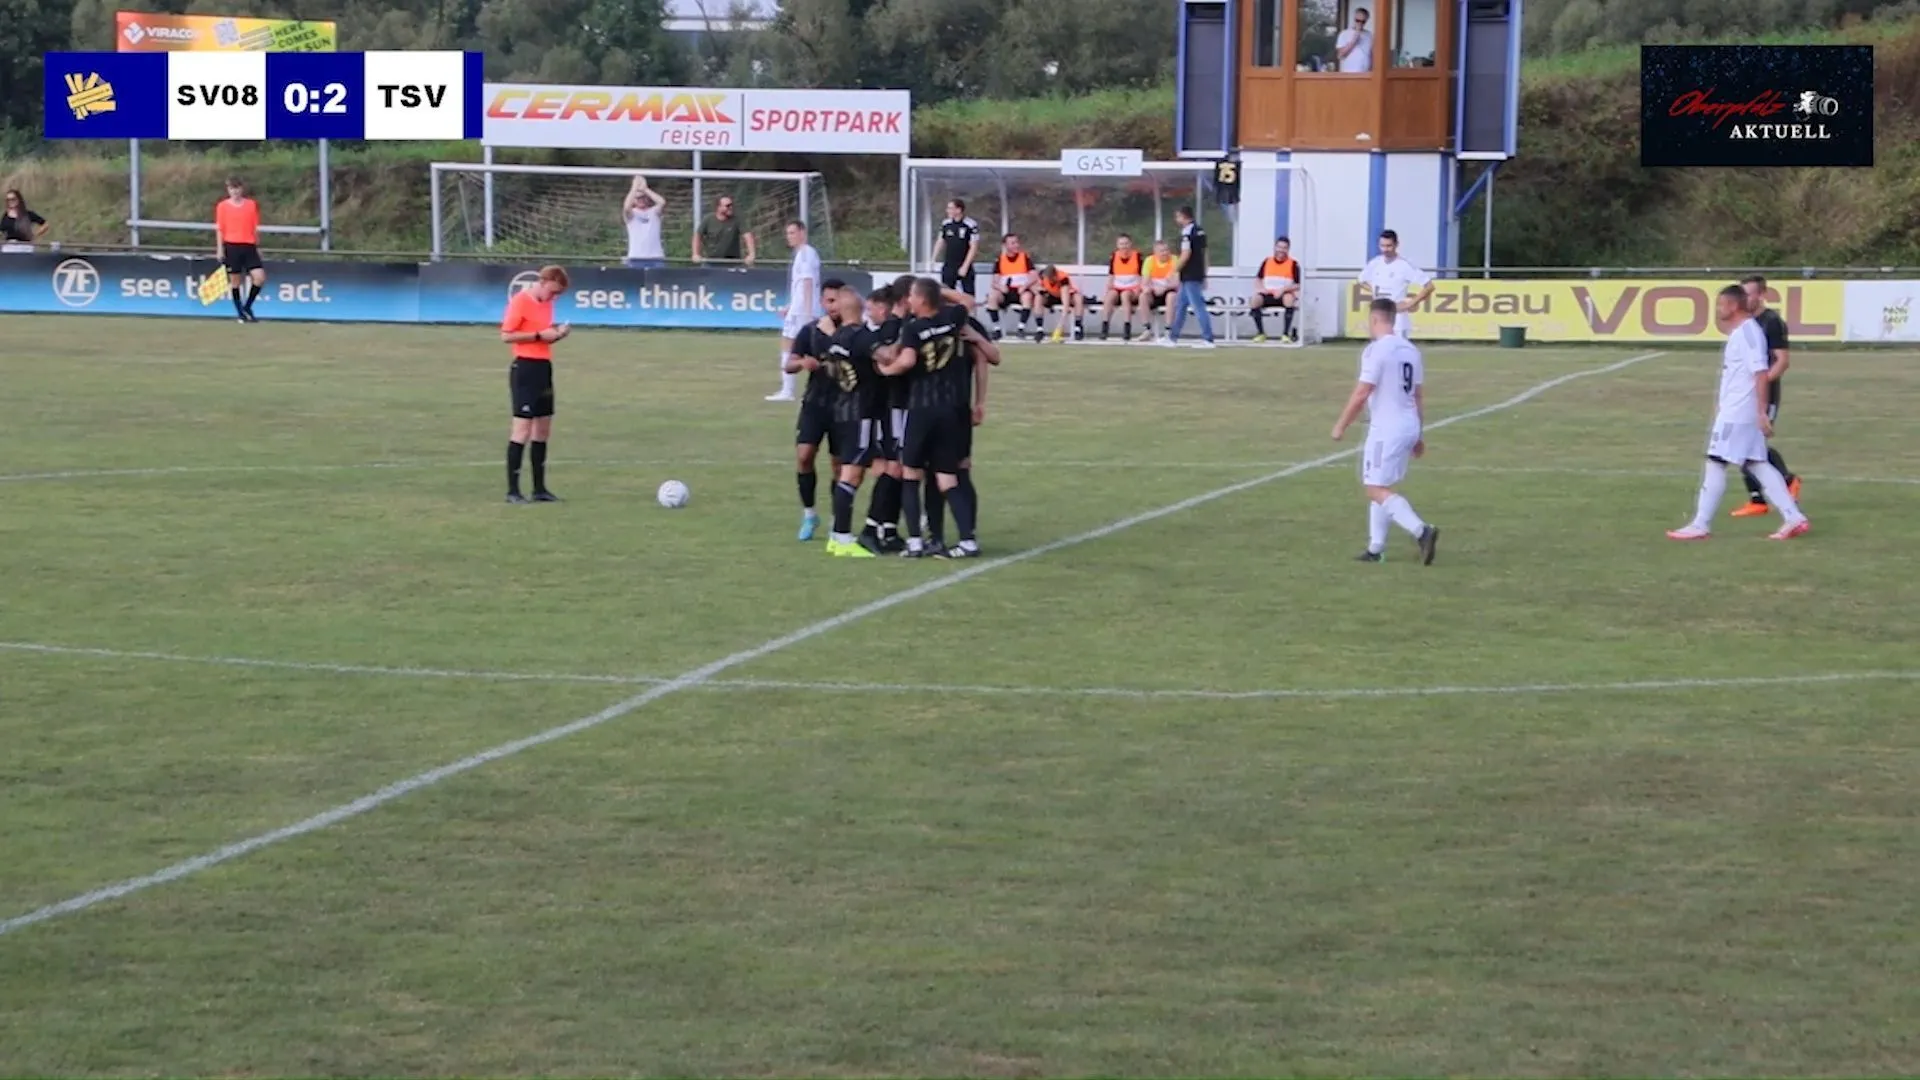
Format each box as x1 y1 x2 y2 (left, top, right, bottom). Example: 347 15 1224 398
623 175 667 269
693 195 757 267
1337 8 1373 72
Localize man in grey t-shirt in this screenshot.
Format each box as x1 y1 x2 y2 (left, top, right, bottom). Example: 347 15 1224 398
693 195 757 266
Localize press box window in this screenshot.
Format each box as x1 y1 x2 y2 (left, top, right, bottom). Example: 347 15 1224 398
1253 0 1284 66
1393 0 1439 66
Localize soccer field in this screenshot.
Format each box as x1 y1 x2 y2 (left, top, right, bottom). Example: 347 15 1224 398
3 315 1918 1076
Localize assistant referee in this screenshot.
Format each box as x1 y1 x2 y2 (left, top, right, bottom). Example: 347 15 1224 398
215 176 267 322
500 265 572 504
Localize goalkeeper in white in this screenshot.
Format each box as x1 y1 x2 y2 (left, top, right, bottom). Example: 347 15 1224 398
1332 298 1440 565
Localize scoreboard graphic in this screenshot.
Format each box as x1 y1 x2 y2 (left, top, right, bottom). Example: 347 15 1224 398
43 51 484 140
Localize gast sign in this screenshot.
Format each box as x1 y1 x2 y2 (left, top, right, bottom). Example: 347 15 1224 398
482 84 910 154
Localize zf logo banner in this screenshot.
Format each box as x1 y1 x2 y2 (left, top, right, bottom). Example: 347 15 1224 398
1640 45 1874 167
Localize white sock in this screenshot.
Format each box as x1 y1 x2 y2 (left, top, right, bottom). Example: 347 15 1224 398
831 531 853 545
1691 461 1727 529
777 353 795 396
1382 493 1425 536
1368 501 1390 553
1747 461 1805 524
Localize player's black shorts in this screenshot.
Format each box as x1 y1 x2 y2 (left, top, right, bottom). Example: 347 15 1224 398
1147 289 1171 311
796 401 833 448
988 286 1025 310
902 406 971 475
834 417 885 467
509 359 555 418
1251 291 1296 309
221 242 264 275
941 265 976 297
883 407 908 460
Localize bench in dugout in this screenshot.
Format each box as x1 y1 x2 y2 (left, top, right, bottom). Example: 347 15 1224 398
955 265 1305 345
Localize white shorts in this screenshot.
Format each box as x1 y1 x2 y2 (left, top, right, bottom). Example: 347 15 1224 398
1707 419 1768 464
782 311 813 339
1362 429 1419 488
1393 312 1412 338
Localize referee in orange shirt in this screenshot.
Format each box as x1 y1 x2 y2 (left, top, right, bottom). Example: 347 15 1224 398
500 265 572 503
215 177 267 322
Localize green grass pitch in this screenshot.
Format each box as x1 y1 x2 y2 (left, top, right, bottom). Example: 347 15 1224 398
2 314 1918 1076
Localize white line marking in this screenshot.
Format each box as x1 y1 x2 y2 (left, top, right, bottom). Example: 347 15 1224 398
709 670 1920 701
1418 465 1920 486
0 642 664 687
10 640 1910 705
0 351 1662 938
7 460 1918 484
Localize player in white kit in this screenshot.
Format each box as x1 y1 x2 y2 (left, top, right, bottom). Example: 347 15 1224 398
768 220 822 402
1358 229 1434 338
1332 298 1440 565
1667 285 1811 542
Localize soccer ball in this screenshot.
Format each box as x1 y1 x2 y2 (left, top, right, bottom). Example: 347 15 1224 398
656 480 690 508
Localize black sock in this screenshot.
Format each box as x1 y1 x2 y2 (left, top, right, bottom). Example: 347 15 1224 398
1122 321 1132 340
959 468 976 525
1251 307 1265 334
1742 465 1765 502
1073 316 1084 339
831 480 857 536
945 482 978 542
901 478 923 543
1769 446 1794 485
869 474 899 533
529 440 548 493
988 309 1001 328
797 470 817 511
926 478 947 544
244 280 261 313
506 440 525 495
230 285 246 317
1101 318 1111 340
1282 306 1296 335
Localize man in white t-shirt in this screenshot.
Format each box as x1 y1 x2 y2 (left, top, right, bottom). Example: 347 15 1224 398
768 220 823 402
1336 8 1373 72
1667 285 1811 541
1332 298 1439 565
1358 229 1434 338
622 175 666 270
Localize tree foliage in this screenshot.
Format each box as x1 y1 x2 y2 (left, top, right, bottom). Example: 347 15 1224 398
1522 0 1919 53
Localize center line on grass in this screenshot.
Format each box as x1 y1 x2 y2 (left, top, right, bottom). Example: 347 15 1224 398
0 350 1663 939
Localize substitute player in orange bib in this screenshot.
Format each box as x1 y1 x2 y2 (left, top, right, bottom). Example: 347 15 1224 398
499 266 572 504
1100 234 1145 343
215 177 267 323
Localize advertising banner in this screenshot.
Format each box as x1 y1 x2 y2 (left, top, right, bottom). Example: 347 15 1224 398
481 84 911 154
0 253 870 330
1337 279 1846 343
14 253 419 320
1841 280 1919 342
418 262 799 328
116 11 337 52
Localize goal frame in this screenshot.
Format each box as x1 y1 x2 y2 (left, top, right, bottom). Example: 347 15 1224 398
427 161 827 261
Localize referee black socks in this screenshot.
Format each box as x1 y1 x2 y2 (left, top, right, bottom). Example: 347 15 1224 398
243 280 261 315
229 283 246 319
529 440 549 494
506 440 525 496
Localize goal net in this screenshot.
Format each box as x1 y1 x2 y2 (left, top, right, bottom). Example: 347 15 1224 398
429 163 836 262
906 158 1323 344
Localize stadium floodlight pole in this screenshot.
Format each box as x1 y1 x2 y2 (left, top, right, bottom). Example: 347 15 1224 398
1152 175 1163 242
1076 187 1087 265
317 138 332 253
897 154 910 254
128 139 141 249
429 163 444 261
799 173 810 229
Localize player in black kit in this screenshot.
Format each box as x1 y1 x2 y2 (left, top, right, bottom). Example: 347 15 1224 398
820 287 895 558
1732 275 1802 518
880 278 995 558
935 200 980 298
783 278 847 541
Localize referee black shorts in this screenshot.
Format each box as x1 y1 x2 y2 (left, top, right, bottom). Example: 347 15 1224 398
509 359 555 418
940 265 976 297
221 243 264 275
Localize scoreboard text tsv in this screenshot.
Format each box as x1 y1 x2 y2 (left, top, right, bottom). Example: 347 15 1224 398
44 51 483 140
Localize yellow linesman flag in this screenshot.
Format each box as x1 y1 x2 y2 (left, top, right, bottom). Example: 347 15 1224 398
197 265 230 306
64 72 116 120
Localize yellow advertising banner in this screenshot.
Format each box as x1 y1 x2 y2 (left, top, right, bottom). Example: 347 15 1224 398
1340 279 1846 343
115 11 337 52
